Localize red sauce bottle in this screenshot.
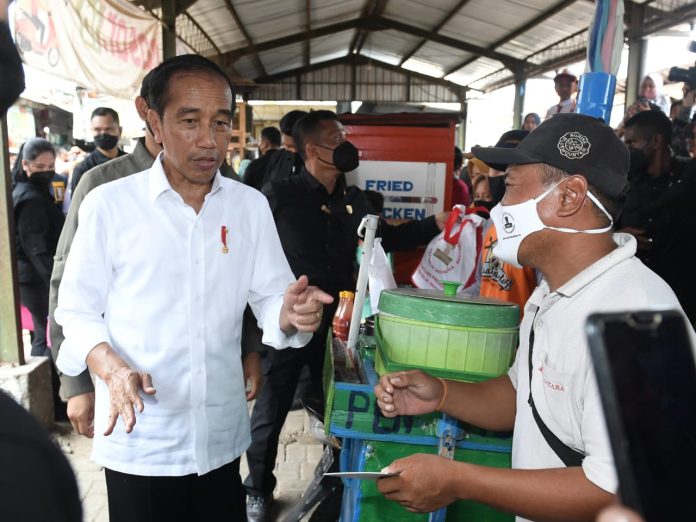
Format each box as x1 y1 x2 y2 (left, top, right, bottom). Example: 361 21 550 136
332 291 355 342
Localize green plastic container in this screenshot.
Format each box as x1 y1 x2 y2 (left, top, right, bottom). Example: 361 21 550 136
346 439 513 521
376 289 519 382
378 289 520 329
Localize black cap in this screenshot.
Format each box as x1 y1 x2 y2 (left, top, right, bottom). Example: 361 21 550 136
482 130 530 171
495 130 529 148
472 113 629 198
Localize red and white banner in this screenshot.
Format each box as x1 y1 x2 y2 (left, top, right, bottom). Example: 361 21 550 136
13 0 161 98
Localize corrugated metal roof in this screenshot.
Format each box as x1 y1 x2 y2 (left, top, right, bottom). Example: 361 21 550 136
311 29 356 64
362 30 422 64
131 0 696 99
311 0 366 24
185 1 244 53
233 0 306 42
412 40 471 74
382 0 459 30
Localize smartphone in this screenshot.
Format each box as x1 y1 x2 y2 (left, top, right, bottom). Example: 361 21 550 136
586 310 696 521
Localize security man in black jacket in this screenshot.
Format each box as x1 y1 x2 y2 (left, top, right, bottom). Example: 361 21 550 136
244 110 447 521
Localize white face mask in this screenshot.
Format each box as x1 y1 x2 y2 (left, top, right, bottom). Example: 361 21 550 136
489 181 613 268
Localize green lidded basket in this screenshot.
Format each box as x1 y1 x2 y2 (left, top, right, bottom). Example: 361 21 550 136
376 288 519 382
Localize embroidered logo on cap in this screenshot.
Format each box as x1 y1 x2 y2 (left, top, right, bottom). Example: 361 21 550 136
557 132 591 159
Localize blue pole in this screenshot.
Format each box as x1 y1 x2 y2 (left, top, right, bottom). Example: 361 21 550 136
576 72 617 123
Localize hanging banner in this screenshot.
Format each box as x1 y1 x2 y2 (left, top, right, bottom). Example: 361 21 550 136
13 0 161 98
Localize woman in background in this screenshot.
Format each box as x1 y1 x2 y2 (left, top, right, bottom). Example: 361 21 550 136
12 137 67 420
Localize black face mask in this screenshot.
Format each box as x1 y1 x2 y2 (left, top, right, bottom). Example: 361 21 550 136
27 170 55 189
628 146 649 174
473 199 495 211
316 140 360 173
488 175 506 205
93 133 119 151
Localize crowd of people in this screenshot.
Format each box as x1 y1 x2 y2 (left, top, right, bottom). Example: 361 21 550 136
2 0 695 518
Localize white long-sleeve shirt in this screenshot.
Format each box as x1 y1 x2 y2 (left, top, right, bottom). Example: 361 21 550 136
56 154 310 476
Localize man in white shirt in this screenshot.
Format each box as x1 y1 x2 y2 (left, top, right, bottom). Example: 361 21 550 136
55 55 332 522
544 69 577 120
372 114 693 521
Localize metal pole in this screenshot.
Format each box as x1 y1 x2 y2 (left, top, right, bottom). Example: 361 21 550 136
162 0 177 60
513 64 526 130
0 115 24 365
625 2 646 108
458 96 467 151
347 214 379 352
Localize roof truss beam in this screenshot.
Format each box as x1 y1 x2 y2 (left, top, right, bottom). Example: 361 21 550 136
349 0 389 55
253 53 468 98
219 15 523 71
304 0 311 66
377 16 520 67
130 0 198 14
445 0 578 76
639 1 696 36
220 18 361 67
398 0 472 66
469 26 586 92
482 0 696 93
223 0 268 77
182 12 221 54
483 46 586 92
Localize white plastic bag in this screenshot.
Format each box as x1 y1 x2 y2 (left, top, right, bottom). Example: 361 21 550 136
411 206 485 292
368 238 396 314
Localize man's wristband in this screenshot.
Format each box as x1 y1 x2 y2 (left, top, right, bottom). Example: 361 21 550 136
436 377 448 411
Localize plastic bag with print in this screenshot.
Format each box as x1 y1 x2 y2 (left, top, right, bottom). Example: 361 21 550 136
411 205 485 292
368 238 397 314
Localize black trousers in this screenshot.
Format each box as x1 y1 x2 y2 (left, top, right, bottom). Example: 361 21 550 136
243 321 329 497
20 281 64 418
19 281 49 357
105 459 247 522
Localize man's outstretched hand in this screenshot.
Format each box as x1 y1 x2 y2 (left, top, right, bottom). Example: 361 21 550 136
280 275 333 335
375 370 445 418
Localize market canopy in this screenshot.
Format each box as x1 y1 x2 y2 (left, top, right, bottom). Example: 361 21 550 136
130 0 696 103
13 1 696 102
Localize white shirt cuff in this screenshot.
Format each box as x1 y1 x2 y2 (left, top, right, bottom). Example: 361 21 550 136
55 321 110 376
259 298 313 349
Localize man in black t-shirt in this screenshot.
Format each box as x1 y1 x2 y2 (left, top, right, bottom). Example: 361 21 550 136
244 110 446 521
619 110 696 322
243 126 280 190
71 107 125 192
243 111 306 193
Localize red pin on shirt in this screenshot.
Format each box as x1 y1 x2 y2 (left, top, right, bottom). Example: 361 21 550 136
221 226 229 254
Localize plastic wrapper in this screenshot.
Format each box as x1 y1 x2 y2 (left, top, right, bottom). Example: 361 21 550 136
332 337 362 384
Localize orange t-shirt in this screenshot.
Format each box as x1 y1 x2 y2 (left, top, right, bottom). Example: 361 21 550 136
479 226 537 317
